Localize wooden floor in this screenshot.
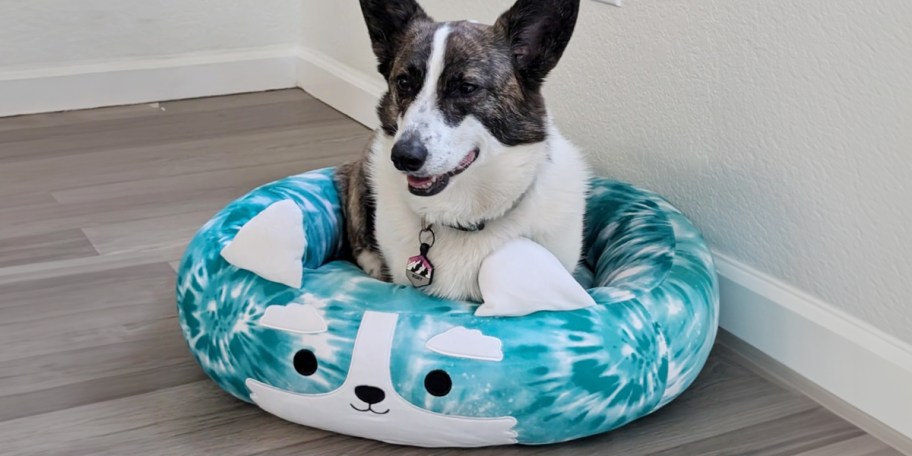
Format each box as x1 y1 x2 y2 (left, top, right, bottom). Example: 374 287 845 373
0 89 900 456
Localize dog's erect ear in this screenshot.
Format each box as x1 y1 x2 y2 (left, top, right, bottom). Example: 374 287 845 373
359 0 431 79
494 0 580 89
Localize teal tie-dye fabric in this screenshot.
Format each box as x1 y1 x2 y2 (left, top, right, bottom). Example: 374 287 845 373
176 168 719 446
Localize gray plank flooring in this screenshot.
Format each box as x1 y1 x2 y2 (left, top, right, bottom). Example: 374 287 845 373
0 89 900 456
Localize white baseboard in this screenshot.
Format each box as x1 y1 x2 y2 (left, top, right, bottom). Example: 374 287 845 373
0 47 299 118
715 251 912 444
295 47 385 130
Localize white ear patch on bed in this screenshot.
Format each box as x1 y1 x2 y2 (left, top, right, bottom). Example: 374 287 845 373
426 327 504 362
260 303 327 334
221 200 305 288
476 238 597 317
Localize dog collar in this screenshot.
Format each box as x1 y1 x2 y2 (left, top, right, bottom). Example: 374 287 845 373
448 221 486 232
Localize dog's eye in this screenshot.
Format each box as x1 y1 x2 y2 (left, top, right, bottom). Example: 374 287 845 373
458 82 479 96
424 370 452 397
396 75 414 94
293 349 318 376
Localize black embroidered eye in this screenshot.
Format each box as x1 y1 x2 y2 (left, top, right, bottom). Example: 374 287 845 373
424 370 452 397
458 82 479 95
293 349 318 376
396 75 414 93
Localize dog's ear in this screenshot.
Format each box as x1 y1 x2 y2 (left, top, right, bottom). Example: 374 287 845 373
359 0 431 79
494 0 580 90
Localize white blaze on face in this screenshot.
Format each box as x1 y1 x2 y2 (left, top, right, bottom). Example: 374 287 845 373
395 24 488 177
246 311 517 448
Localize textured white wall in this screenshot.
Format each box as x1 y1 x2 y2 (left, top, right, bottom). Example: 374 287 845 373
0 0 300 72
301 0 912 345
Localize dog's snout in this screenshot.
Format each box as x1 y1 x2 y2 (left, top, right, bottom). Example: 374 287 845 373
354 385 386 404
391 134 427 172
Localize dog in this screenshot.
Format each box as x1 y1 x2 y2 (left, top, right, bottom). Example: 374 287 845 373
336 0 590 303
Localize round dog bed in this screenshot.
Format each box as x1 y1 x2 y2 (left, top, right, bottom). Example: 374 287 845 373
176 167 718 447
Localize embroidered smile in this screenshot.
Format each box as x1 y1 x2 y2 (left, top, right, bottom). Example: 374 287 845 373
406 148 479 197
350 403 390 415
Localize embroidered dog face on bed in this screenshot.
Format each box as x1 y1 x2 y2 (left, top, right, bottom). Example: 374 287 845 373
246 310 517 447
185 260 678 447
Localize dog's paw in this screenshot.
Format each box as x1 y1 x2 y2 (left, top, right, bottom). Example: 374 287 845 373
356 250 387 280
476 238 596 317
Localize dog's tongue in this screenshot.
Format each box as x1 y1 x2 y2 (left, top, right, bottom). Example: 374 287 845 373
407 175 435 189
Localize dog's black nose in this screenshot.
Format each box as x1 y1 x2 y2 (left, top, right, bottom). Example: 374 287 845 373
391 134 427 172
354 385 386 404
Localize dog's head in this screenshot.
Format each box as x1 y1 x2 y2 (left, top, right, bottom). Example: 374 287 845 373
361 0 580 224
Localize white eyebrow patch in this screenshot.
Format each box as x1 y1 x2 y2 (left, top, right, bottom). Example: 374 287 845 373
426 327 504 362
260 304 327 334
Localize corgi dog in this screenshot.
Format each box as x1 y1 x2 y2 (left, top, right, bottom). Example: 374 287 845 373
336 0 589 302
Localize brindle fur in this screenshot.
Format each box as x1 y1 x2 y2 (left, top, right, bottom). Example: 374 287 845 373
333 148 388 281
336 0 580 282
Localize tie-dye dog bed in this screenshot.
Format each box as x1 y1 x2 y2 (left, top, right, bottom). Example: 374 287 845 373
176 168 718 447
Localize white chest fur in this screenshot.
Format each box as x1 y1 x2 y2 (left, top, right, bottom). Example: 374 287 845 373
368 129 590 302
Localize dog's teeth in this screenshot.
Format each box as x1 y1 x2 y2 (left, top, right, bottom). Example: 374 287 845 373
410 177 434 189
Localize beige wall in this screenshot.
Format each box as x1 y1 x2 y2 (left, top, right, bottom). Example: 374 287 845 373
0 0 300 72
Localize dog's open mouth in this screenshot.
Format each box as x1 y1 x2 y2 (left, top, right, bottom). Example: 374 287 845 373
406 148 479 197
